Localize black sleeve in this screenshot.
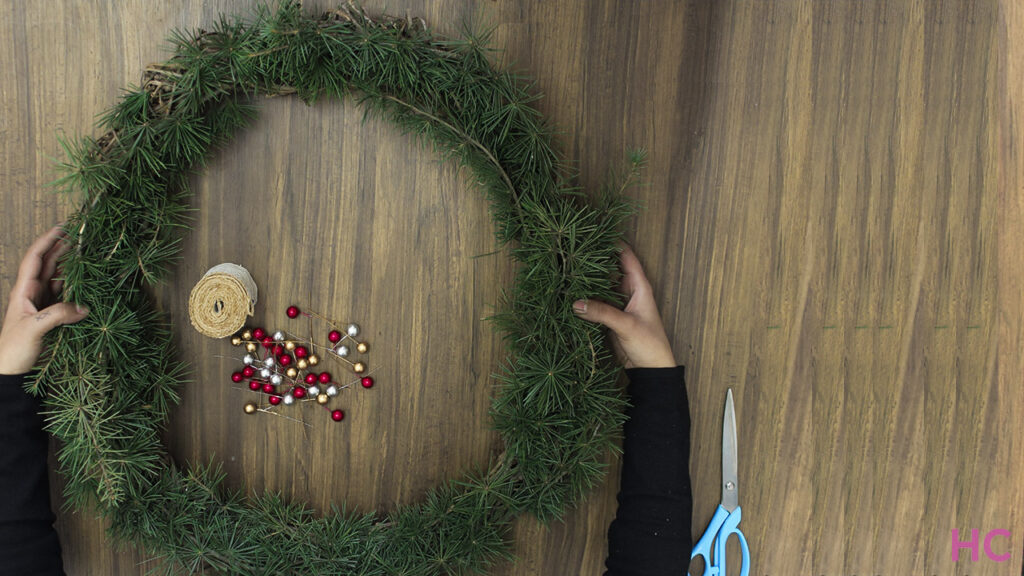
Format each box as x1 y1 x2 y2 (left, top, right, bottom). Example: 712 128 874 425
604 365 692 576
0 373 66 576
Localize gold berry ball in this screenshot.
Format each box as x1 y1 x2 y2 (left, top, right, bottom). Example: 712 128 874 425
285 341 296 351
245 342 258 353
353 362 365 374
308 354 319 366
286 367 298 379
316 393 329 405
356 342 368 354
231 336 242 346
243 403 257 414
297 359 309 370
242 330 252 340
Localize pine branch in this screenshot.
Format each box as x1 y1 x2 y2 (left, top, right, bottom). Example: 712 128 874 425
41 2 644 573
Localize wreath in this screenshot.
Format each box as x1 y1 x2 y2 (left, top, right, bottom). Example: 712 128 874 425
35 3 641 573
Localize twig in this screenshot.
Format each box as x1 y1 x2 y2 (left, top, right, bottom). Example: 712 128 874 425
382 94 528 230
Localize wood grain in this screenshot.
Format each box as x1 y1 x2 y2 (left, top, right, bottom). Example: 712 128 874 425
0 1 1017 574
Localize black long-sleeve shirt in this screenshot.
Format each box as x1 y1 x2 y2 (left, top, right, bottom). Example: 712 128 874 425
604 365 693 575
0 366 690 576
0 373 65 576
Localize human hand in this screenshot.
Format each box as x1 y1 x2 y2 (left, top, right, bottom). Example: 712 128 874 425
0 225 89 375
572 243 676 369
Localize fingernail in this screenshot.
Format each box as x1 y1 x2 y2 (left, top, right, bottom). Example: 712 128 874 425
573 300 587 314
76 304 89 314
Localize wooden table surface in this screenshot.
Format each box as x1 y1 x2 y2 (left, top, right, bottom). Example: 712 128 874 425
1 1 1021 574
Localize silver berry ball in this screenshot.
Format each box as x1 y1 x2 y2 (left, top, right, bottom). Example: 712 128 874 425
270 374 283 385
346 323 359 338
335 345 349 358
273 331 284 341
326 385 339 397
307 385 320 396
283 394 295 406
259 368 271 378
243 354 254 365
264 356 275 367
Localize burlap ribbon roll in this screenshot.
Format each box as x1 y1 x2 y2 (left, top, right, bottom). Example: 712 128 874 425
188 263 258 338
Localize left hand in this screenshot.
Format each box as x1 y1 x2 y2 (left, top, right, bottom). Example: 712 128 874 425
0 225 89 375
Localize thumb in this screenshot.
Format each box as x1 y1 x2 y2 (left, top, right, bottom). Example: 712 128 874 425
573 298 632 335
30 302 89 336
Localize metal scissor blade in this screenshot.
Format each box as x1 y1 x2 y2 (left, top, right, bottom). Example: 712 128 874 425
721 388 739 512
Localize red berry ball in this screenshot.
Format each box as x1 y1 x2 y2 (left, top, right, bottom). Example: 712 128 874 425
252 328 266 340
293 386 307 399
328 330 342 343
286 305 300 318
261 336 274 349
361 377 374 389
262 383 275 394
272 344 285 356
318 371 331 384
331 409 345 421
242 366 256 378
249 381 261 391
268 395 282 406
279 354 293 366
294 346 308 359
231 372 244 383
304 373 317 385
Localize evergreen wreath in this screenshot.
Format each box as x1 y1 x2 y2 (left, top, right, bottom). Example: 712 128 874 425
34 2 643 574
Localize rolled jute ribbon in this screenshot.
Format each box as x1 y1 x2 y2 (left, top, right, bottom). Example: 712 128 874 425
188 263 258 338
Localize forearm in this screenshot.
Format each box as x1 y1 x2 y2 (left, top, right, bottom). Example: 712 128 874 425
0 373 65 576
604 365 692 576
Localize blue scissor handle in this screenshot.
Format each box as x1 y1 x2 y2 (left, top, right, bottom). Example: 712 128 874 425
689 505 750 576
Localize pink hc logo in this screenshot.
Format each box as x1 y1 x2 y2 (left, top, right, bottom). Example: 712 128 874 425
951 529 1012 562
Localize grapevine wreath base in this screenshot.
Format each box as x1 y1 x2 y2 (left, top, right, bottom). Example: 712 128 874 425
36 2 642 574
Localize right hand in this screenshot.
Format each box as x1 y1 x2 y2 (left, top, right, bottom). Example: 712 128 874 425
572 243 676 369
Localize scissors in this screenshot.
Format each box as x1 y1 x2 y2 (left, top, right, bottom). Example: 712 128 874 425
689 388 750 576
